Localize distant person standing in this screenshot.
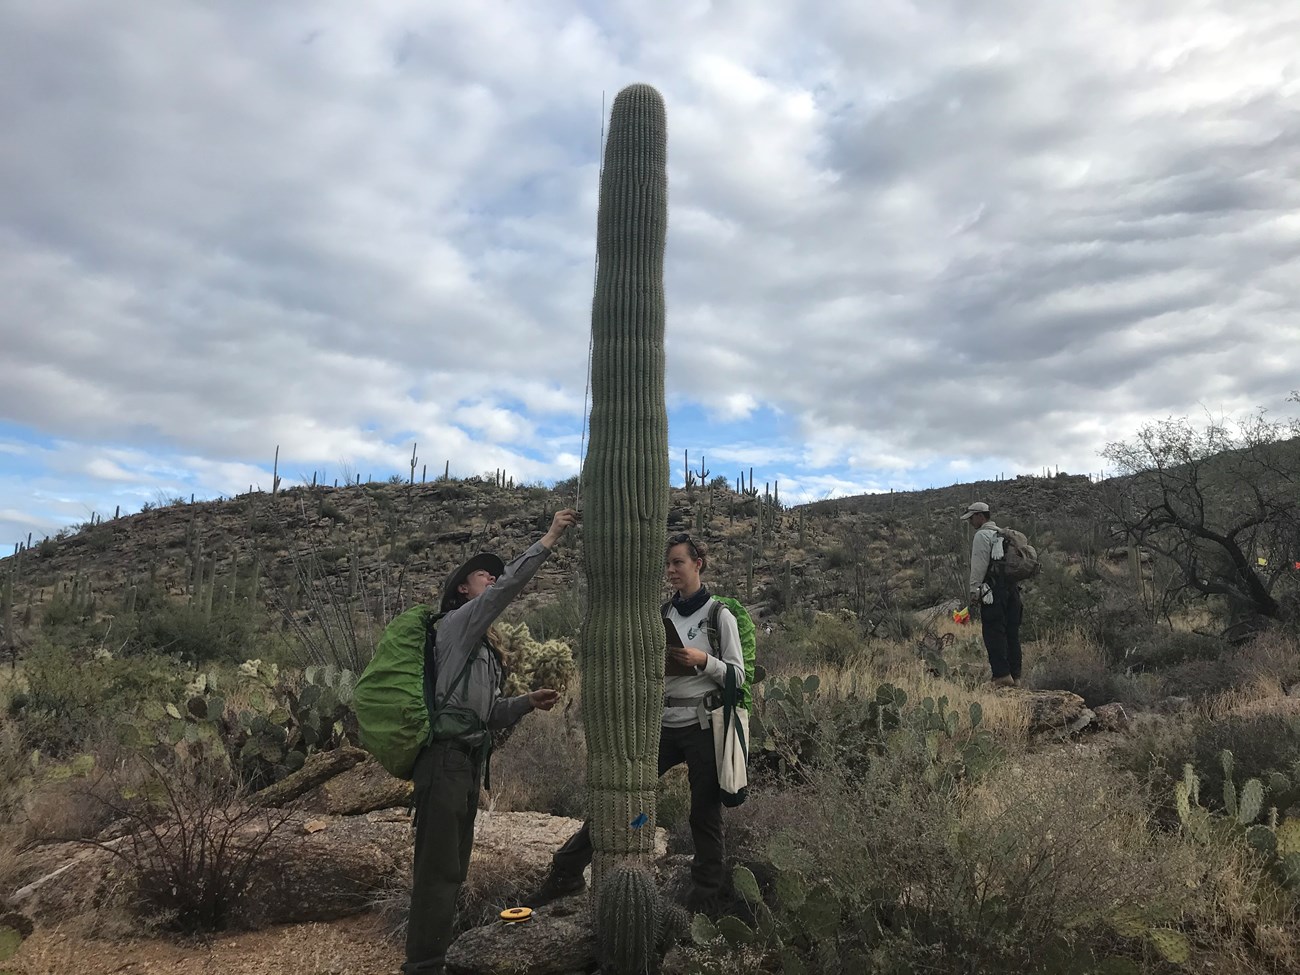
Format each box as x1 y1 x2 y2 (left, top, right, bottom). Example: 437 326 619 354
961 501 1023 688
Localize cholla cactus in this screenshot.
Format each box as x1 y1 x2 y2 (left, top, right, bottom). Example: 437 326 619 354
581 82 670 966
495 621 577 696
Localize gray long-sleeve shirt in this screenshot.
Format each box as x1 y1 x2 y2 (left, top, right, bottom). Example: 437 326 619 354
433 540 552 733
663 599 745 728
968 521 1002 591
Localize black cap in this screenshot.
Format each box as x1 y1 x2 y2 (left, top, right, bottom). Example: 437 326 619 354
440 553 506 611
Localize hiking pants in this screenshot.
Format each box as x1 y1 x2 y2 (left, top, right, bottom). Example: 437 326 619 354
551 722 726 895
404 740 481 975
981 580 1023 681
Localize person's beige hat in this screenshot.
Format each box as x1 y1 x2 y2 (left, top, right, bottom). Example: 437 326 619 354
960 501 990 521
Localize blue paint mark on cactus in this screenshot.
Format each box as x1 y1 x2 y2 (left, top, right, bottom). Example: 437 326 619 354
629 812 649 830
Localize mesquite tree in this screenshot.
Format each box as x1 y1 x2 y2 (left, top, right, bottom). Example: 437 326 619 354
1102 406 1300 634
581 83 670 971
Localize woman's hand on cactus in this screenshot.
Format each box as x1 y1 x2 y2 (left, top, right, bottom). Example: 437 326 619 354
542 509 578 549
528 688 561 710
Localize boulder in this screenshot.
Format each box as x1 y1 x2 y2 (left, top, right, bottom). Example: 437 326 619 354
244 809 412 925
446 843 680 975
446 899 595 975
1093 702 1132 733
8 810 411 925
1017 689 1090 735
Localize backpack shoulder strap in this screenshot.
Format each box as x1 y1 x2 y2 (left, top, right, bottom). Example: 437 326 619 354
703 598 724 659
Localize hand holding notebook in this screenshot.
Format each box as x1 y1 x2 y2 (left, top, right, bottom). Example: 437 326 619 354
664 617 696 675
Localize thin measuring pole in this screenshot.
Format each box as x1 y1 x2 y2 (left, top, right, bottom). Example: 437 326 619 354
575 90 605 511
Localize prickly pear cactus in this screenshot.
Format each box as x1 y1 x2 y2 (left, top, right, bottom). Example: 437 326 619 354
595 863 662 975
581 82 670 965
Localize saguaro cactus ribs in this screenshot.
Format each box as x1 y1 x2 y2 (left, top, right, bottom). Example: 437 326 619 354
580 81 670 971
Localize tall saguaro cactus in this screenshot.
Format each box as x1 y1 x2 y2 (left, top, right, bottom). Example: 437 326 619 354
581 81 670 936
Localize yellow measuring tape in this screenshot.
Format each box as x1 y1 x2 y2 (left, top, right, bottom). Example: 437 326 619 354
500 907 533 923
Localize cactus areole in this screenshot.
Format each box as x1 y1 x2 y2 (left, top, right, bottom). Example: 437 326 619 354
581 82 670 894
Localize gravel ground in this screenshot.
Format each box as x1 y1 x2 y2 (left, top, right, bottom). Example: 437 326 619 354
4 914 401 975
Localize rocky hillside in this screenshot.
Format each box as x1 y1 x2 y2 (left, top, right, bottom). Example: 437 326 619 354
0 472 1110 655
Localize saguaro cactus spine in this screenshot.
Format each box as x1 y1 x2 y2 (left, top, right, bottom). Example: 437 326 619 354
581 82 670 951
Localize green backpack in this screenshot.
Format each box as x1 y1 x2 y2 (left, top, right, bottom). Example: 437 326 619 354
354 604 490 780
702 596 759 710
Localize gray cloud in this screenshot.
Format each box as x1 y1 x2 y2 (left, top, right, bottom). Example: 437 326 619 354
2 0 1299 541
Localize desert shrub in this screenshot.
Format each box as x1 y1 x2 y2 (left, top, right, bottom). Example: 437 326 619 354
0 721 27 824
1128 628 1227 670
126 598 259 663
314 545 348 565
821 545 854 570
692 748 1200 973
519 590 583 644
38 592 96 637
318 501 347 523
487 700 586 820
12 644 186 754
1223 630 1300 696
1028 637 1126 706
85 756 292 932
774 611 865 669
19 752 135 846
552 474 580 496
1158 657 1243 698
1020 562 1101 643
1118 712 1300 820
1085 597 1154 663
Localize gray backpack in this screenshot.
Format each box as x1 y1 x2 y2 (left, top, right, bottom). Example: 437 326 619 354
995 528 1039 582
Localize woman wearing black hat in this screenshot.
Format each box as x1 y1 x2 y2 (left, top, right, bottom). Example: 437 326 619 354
404 507 577 975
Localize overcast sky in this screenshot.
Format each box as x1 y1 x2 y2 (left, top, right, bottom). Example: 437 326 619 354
3 0 1299 545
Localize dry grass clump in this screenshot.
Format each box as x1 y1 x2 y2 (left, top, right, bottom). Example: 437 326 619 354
1187 833 1300 974
881 663 1030 741
956 759 1197 940
1026 628 1166 708
483 691 586 821
809 656 1031 745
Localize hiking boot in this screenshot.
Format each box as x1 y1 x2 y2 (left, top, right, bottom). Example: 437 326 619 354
684 885 724 916
522 869 586 908
990 675 1016 689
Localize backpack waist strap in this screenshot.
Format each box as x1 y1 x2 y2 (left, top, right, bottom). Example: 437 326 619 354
664 692 722 710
